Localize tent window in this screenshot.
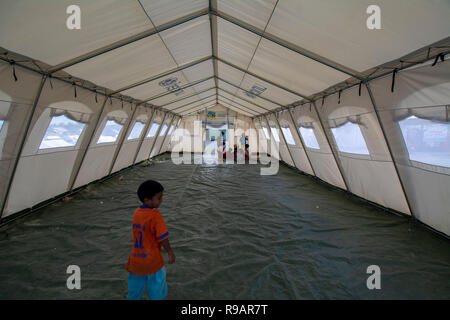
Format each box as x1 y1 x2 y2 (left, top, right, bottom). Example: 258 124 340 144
262 127 270 140
97 120 123 144
281 127 296 145
127 121 145 140
39 115 86 149
331 122 369 155
168 125 174 135
299 127 320 150
399 115 450 167
159 124 168 137
147 123 160 137
270 126 280 142
0 120 4 131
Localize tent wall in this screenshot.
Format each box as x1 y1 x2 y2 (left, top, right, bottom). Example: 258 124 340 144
315 84 410 214
253 118 269 155
277 109 315 175
0 61 43 218
369 59 450 235
135 109 165 163
73 99 132 189
5 75 109 216
111 107 150 173
290 103 347 190
150 114 174 158
161 117 181 153
265 114 293 166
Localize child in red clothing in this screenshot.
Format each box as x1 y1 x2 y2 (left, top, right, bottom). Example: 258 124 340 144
126 180 176 300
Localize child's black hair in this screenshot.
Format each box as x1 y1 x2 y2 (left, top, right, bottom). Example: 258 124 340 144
137 180 164 203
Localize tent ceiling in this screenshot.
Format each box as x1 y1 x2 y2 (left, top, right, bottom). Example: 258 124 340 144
1 0 449 117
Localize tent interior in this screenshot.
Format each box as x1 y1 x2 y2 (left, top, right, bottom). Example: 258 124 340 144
0 0 449 299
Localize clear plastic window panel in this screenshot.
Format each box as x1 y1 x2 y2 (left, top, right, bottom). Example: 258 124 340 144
399 116 450 168
330 122 369 155
262 127 270 140
0 120 4 131
168 125 174 135
281 127 296 145
159 124 168 137
147 123 160 137
128 121 145 140
270 127 280 142
39 115 86 149
299 127 320 150
97 120 123 144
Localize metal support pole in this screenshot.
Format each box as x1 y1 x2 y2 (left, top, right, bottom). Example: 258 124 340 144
147 113 167 159
287 107 316 176
132 107 156 165
1 75 47 219
310 101 350 191
365 83 415 218
107 103 139 175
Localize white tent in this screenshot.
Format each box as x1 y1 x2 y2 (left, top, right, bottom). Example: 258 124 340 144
0 0 449 237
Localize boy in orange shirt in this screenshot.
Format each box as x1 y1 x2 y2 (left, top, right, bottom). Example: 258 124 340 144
126 180 176 300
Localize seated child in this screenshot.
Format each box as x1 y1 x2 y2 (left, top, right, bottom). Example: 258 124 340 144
126 180 176 300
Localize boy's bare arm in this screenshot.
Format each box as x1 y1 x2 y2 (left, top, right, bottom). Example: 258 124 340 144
161 238 176 264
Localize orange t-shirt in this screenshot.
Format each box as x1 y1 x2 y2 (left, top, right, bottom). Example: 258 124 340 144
126 206 169 275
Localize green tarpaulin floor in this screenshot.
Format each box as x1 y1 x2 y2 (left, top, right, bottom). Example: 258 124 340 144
1 154 449 299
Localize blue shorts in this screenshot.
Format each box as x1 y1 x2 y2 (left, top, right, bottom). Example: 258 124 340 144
127 266 167 300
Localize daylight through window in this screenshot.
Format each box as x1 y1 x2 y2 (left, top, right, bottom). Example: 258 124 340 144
159 124 168 136
262 127 270 140
399 115 450 167
281 127 296 145
39 115 86 149
97 120 123 144
147 123 160 137
128 121 145 140
299 127 320 149
270 126 280 142
330 122 369 155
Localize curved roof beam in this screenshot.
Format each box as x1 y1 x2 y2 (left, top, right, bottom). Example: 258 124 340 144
111 55 212 95
159 87 216 109
168 94 217 112
47 8 209 73
217 96 259 116
217 102 255 117
139 76 215 104
180 101 217 115
216 56 310 101
218 77 281 110
217 89 267 114
209 0 219 104
212 9 362 80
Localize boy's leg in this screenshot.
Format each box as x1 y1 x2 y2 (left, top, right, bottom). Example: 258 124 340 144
147 266 168 300
127 273 147 300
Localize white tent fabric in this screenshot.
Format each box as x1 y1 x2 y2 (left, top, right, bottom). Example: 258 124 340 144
370 60 450 235
0 1 449 236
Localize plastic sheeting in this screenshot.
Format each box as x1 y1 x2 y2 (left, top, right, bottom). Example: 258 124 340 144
0 154 449 299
